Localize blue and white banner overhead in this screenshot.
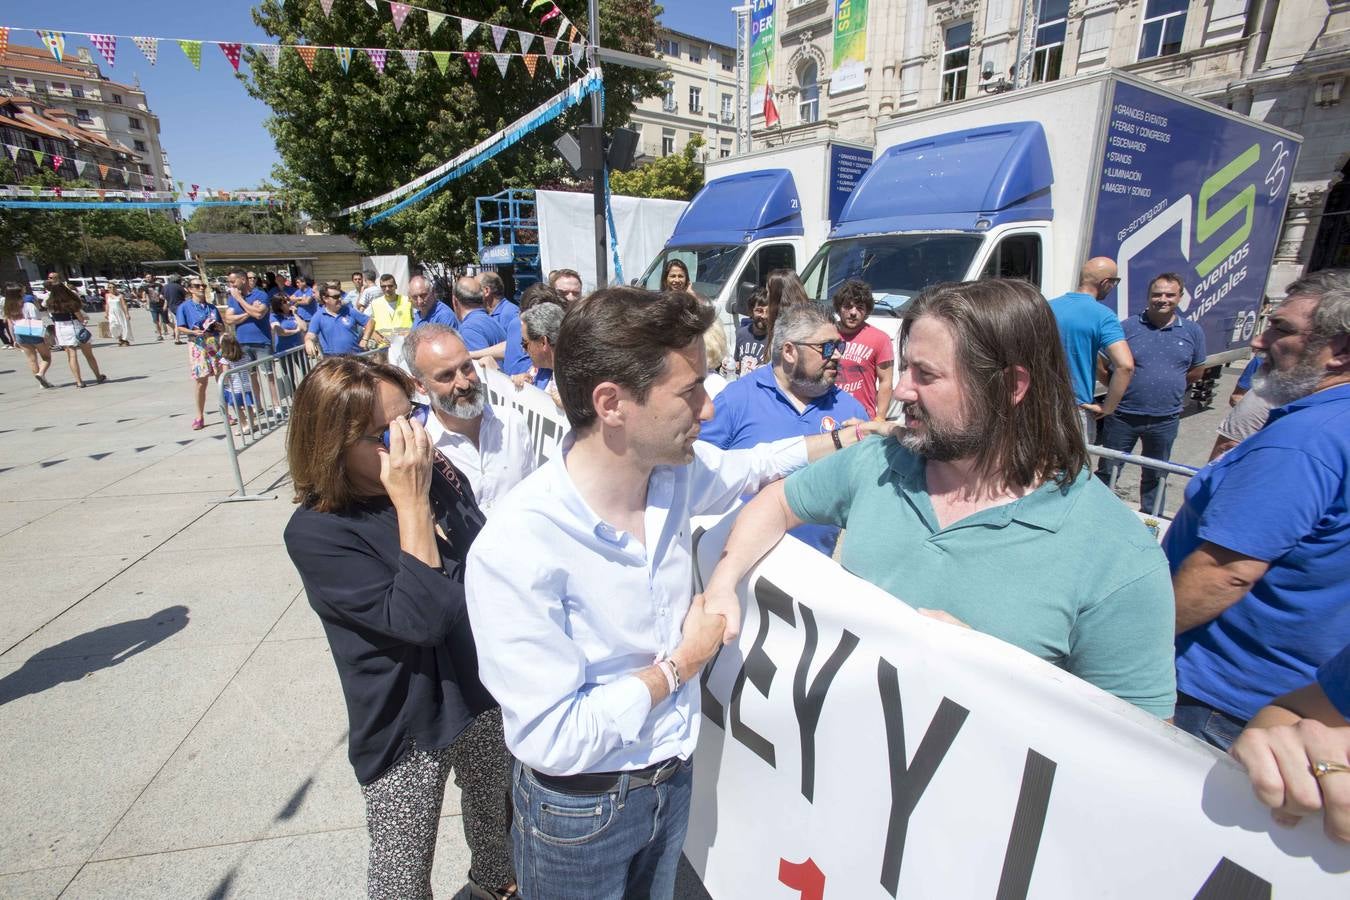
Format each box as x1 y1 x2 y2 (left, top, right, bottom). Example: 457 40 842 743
342 68 603 224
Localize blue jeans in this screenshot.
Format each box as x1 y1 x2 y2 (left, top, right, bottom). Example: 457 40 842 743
1172 692 1247 751
511 758 693 900
1095 411 1181 514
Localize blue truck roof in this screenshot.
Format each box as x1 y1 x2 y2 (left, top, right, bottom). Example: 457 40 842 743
831 122 1054 238
667 169 804 247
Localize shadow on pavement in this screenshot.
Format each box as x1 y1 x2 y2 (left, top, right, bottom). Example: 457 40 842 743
0 605 190 706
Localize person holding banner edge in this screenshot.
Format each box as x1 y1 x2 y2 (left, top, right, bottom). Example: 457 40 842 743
464 287 892 900
702 279 1177 718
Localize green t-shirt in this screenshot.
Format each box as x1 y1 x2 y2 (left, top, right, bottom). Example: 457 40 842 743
784 437 1176 717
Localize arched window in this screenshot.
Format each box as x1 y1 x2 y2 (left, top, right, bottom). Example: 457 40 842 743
798 61 819 124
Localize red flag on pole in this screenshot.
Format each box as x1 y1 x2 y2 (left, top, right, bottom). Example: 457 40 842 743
763 82 780 128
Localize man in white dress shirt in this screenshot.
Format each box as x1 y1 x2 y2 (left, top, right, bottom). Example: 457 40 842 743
401 323 537 516
465 287 887 900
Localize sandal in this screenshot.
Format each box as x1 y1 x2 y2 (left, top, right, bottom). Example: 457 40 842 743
96 374 108 384
35 375 52 388
191 418 204 431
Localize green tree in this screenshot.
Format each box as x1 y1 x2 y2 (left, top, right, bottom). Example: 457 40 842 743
609 135 705 201
186 198 302 235
242 1 663 262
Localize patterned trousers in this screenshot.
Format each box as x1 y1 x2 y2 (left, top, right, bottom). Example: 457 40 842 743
362 708 514 899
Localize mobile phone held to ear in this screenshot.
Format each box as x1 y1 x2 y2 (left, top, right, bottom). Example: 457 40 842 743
381 402 430 449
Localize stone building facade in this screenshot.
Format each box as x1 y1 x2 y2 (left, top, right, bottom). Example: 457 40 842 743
0 43 174 192
749 0 1350 282
629 27 741 162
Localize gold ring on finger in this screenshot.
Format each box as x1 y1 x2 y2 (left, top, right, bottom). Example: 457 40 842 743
1312 761 1350 779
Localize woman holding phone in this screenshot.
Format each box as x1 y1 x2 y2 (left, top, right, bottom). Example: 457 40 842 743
45 281 105 387
283 357 515 900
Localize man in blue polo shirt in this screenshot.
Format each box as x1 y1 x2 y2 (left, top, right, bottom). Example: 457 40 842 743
223 267 280 411
304 282 376 356
1165 270 1350 750
451 276 506 353
1095 272 1207 513
408 274 457 330
699 302 867 555
1048 257 1135 438
477 270 531 376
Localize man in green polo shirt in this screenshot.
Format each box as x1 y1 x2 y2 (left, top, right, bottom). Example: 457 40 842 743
702 278 1176 718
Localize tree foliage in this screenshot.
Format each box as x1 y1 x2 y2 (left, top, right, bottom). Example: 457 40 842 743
243 1 664 263
609 135 705 201
185 192 303 235
0 159 185 275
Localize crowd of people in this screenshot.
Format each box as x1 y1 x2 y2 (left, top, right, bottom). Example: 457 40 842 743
270 256 1348 900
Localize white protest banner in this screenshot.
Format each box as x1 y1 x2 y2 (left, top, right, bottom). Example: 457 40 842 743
480 366 567 466
685 512 1350 898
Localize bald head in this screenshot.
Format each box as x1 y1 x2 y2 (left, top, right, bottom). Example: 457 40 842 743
408 275 436 314
1078 257 1120 300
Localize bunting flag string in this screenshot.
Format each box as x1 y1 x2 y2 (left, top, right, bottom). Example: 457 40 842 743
5 145 18 162
51 154 64 171
320 0 335 15
341 68 603 222
0 184 282 202
389 2 412 31
0 27 583 79
461 18 479 43
351 0 588 51
426 11 446 34
0 27 9 58
133 36 158 65
89 33 117 67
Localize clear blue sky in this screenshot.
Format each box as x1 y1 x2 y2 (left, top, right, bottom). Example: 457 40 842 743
8 2 738 191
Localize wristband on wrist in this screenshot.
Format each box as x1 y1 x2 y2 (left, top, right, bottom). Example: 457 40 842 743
831 428 843 450
655 658 677 694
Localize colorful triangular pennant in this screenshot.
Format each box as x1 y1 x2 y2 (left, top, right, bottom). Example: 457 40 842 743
389 2 412 31
218 42 242 71
461 51 479 77
336 46 352 73
519 32 536 55
543 37 557 57
5 145 18 162
38 30 66 62
74 159 87 177
98 163 109 179
365 0 378 9
432 50 452 74
525 54 542 77
320 0 335 15
365 48 386 73
179 40 202 70
89 34 117 67
492 53 510 77
426 11 447 34
491 24 508 51
295 46 318 71
32 150 44 168
557 18 570 40
529 0 551 9
258 44 281 67
0 27 9 58
399 49 419 71
461 18 479 43
571 43 584 66
552 56 564 77
540 6 561 25
133 36 158 65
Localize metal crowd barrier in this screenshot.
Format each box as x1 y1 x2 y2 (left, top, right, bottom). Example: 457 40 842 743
1086 443 1200 525
217 344 388 502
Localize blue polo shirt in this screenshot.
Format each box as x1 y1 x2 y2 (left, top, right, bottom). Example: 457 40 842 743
699 364 867 555
412 301 458 330
1116 312 1206 416
491 298 521 322
1166 384 1350 721
1048 292 1126 405
229 288 273 347
458 308 506 352
176 301 216 331
271 312 303 353
1319 644 1350 720
1236 355 1262 391
308 306 370 355
532 367 554 391
499 309 531 376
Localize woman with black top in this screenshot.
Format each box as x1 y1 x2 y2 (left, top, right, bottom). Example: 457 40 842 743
283 357 516 900
45 281 106 387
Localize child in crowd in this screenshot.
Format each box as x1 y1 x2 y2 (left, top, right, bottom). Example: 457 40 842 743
217 334 257 434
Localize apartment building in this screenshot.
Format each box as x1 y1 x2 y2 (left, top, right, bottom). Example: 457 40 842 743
629 26 741 163
0 43 174 191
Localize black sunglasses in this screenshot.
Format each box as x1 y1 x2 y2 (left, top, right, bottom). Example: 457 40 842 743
797 339 847 358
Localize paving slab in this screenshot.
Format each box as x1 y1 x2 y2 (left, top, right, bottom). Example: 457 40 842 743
0 498 75 540
0 642 254 872
0 552 136 653
0 864 79 899
264 591 327 643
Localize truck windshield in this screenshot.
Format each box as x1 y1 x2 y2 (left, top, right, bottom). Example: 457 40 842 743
800 234 983 316
640 245 745 298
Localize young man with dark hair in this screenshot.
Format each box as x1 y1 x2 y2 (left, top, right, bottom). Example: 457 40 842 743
733 287 769 376
465 287 871 900
548 268 583 305
703 278 1177 719
831 278 895 419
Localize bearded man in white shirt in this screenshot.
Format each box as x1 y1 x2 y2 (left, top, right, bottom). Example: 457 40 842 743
465 287 888 900
402 323 537 516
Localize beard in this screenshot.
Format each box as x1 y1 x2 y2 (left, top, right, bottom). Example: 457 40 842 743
787 357 836 399
1251 356 1324 406
432 382 485 419
897 403 985 462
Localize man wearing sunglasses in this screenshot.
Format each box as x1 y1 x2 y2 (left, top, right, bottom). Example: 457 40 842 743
699 302 870 555
1049 256 1136 439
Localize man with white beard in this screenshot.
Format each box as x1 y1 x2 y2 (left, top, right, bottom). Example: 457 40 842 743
402 323 537 515
1166 269 1350 749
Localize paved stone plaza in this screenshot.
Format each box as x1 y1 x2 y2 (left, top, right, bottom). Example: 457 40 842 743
0 320 1239 898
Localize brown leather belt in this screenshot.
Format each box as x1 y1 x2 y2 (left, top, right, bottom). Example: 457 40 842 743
529 757 683 795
